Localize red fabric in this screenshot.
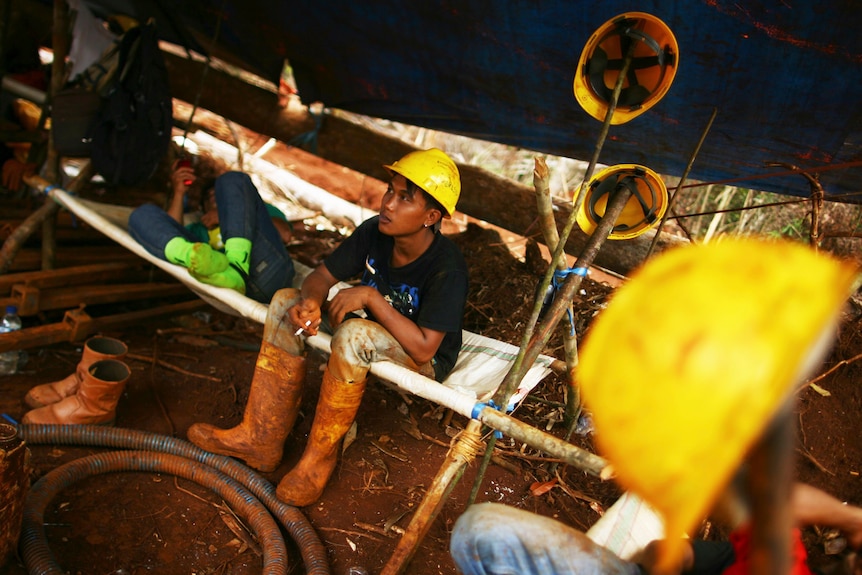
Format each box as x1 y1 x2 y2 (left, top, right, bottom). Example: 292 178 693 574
723 523 812 575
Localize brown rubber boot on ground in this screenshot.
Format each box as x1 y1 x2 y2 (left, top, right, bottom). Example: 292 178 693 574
276 367 367 506
24 336 128 409
187 342 305 472
22 359 130 425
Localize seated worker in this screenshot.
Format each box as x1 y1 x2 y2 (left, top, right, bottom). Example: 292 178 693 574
449 479 862 575
186 148 469 506
450 238 861 575
128 160 295 303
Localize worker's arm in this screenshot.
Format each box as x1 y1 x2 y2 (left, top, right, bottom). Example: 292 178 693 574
167 163 196 224
791 483 862 549
326 285 445 365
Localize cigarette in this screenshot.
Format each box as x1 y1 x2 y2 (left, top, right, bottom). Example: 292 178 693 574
294 320 312 336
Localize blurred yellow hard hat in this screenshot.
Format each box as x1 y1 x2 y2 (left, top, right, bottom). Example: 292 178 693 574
574 12 678 125
578 238 858 572
575 164 668 240
384 148 460 217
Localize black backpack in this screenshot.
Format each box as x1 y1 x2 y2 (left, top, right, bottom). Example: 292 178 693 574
89 21 173 187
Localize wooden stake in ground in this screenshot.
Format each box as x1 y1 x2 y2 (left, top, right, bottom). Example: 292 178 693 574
533 156 582 428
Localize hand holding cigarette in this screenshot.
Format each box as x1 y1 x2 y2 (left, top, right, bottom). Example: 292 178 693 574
295 320 312 336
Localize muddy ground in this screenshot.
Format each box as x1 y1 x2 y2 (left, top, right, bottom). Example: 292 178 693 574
2 148 862 575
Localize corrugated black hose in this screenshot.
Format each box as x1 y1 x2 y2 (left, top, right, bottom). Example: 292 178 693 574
17 424 329 575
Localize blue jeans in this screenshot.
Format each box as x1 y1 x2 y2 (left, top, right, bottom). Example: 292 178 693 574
128 171 295 303
450 503 640 575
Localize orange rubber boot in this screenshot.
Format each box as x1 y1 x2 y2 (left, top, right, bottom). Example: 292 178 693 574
187 342 305 472
22 359 130 425
276 367 367 506
24 336 127 409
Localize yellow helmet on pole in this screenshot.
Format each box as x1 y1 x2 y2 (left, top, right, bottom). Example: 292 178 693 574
574 12 678 125
575 164 668 240
384 148 461 217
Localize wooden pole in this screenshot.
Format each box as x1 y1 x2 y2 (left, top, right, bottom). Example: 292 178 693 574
492 39 637 408
533 156 581 427
747 400 795 575
0 163 93 274
380 421 484 575
39 0 73 271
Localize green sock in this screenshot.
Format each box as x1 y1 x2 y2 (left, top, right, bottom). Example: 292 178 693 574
224 237 252 277
190 267 247 295
188 243 229 276
164 237 193 266
164 237 228 276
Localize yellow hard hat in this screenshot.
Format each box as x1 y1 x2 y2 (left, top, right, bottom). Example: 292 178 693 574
574 12 678 125
575 164 668 240
578 238 859 572
384 148 460 217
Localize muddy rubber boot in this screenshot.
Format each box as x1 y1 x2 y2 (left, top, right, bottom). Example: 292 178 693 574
276 368 367 506
24 336 128 409
22 359 130 425
187 342 305 472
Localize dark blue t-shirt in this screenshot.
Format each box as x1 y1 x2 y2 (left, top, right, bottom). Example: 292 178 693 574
324 216 469 381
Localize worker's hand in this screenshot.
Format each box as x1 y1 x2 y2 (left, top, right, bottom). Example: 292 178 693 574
287 298 322 336
632 539 692 575
200 208 220 229
272 218 293 244
2 158 36 190
326 286 375 328
170 160 195 196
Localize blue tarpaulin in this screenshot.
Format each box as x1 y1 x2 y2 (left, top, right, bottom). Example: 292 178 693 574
75 0 862 200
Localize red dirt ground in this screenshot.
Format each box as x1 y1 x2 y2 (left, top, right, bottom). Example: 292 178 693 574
2 146 862 575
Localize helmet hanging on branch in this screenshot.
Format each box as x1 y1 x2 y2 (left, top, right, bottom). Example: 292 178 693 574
384 148 461 217
575 164 668 240
574 12 678 125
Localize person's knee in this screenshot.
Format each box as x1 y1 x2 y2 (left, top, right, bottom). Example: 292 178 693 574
451 503 518 570
130 203 160 221
268 288 302 318
215 171 252 194
330 318 378 357
128 203 162 233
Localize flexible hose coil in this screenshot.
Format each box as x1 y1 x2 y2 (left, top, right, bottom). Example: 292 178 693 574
21 451 287 574
18 424 330 575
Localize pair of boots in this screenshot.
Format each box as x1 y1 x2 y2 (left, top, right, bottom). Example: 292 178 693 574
164 236 250 295
22 336 130 425
187 341 366 506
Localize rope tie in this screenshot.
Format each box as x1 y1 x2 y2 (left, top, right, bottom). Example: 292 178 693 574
552 267 589 336
471 400 506 438
449 426 485 462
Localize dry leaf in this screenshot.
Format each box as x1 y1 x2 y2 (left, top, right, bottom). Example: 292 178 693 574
809 383 831 397
529 479 557 496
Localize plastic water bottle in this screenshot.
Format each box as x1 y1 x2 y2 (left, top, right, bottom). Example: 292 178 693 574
0 305 22 375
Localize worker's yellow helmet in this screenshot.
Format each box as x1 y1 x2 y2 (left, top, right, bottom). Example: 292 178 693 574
578 238 859 572
384 148 461 217
575 164 668 240
574 12 678 125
